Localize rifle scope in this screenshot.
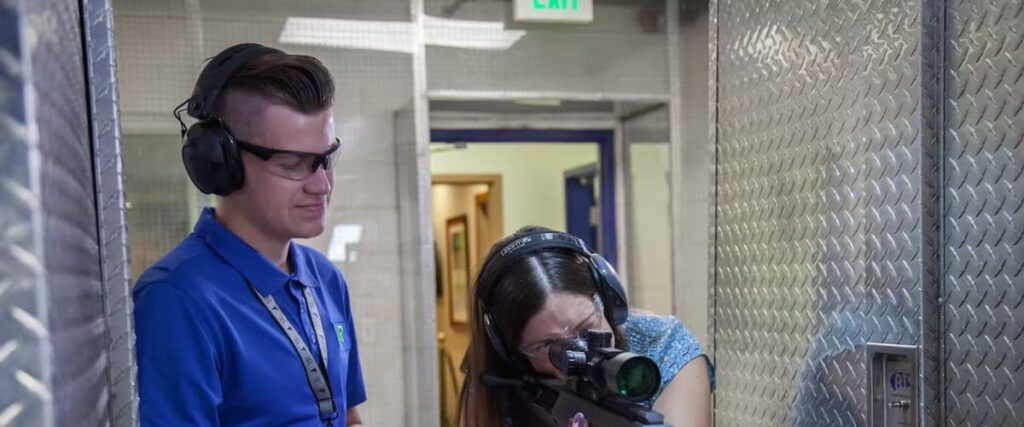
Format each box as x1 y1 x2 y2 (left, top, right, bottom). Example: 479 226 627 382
549 330 661 401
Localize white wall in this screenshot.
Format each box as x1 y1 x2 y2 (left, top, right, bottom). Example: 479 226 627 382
674 10 712 347
430 143 598 236
424 0 668 96
629 143 674 315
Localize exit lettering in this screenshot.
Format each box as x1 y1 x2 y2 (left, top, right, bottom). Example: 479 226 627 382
515 0 592 23
533 0 579 10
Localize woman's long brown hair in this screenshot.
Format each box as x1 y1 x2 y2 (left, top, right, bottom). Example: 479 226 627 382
457 226 625 426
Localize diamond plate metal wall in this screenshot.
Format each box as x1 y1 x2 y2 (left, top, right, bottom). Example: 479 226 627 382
919 0 944 422
943 0 1024 425
24 0 111 424
0 2 52 425
707 0 719 367
3 0 117 425
714 0 928 425
81 0 137 425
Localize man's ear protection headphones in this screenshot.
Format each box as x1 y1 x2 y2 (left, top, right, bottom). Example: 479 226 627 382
173 43 284 196
476 231 628 367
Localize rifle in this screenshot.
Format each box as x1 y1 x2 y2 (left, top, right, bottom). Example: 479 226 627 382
482 330 673 427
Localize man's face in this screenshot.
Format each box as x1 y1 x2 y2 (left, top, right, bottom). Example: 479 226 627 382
230 102 336 241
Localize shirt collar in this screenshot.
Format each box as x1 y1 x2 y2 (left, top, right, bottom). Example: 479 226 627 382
194 207 319 296
288 242 320 289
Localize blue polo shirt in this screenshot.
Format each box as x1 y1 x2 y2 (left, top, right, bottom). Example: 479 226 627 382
134 208 366 426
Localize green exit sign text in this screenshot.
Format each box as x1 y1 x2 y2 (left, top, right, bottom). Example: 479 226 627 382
514 0 593 23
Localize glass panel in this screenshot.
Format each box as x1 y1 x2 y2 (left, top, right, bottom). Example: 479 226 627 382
112 1 415 423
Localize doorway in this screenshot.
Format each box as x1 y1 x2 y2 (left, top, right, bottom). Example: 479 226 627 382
431 128 618 266
431 174 502 426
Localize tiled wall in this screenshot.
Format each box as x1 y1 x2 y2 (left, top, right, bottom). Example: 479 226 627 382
424 0 669 97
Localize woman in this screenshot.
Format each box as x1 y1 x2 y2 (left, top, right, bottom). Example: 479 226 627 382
459 226 714 426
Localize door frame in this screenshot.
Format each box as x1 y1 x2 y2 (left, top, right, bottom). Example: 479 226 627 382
430 128 617 267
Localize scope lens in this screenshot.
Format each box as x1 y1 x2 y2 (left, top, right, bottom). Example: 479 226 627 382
615 357 660 400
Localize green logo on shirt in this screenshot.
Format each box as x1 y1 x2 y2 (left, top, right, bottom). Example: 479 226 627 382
335 323 345 345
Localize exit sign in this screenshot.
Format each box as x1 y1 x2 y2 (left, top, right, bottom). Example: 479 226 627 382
514 0 593 24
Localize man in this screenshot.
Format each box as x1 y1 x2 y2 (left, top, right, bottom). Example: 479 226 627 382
134 43 365 426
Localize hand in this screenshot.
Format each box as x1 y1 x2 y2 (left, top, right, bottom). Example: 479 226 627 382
569 412 589 427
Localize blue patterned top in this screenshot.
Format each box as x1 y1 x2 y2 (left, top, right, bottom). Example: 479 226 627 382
622 312 716 405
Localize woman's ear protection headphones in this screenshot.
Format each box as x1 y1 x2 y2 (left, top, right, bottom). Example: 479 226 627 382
475 231 628 367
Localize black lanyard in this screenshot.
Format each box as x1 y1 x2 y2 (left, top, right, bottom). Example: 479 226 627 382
251 283 338 424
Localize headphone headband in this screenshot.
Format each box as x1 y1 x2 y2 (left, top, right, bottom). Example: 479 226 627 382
186 43 284 119
479 232 590 305
477 231 628 369
176 43 285 197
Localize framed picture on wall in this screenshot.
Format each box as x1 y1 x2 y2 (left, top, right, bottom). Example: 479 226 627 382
434 240 443 299
446 215 470 324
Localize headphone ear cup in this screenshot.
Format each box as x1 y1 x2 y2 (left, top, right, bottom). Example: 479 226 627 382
483 312 514 366
217 128 244 194
483 313 524 368
181 120 244 196
590 254 629 327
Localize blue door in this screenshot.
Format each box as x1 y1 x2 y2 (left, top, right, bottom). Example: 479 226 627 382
565 165 598 252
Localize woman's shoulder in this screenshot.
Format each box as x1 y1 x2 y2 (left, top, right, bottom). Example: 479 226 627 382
622 311 707 389
623 310 702 355
621 311 715 403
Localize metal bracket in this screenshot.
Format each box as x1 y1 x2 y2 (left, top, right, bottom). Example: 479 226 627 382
867 343 919 427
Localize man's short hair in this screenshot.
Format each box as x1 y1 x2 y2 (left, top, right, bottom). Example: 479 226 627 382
212 51 334 116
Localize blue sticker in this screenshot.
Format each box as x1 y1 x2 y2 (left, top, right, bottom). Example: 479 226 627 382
890 372 911 390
